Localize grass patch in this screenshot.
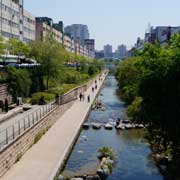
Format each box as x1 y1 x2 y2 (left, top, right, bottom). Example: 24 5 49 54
48 84 77 95
33 126 51 144
15 152 22 163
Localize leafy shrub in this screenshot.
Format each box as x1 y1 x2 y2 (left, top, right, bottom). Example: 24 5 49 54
127 97 143 122
98 147 115 160
30 92 55 105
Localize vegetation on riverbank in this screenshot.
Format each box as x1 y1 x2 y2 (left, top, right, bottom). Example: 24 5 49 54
57 147 115 180
0 37 103 104
116 34 180 178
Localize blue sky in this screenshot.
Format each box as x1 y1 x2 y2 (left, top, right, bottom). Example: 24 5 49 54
25 0 180 50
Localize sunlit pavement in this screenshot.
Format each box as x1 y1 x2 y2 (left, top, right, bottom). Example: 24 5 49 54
1 74 106 180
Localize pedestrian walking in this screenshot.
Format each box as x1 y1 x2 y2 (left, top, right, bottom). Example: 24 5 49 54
92 87 95 92
95 84 97 89
87 95 90 103
79 93 83 101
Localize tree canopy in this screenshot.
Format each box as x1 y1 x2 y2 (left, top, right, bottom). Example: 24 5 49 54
116 34 180 177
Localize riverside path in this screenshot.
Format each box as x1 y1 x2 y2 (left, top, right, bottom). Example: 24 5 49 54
1 72 107 180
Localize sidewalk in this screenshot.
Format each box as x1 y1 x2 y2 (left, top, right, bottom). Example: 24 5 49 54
1 74 106 180
0 106 23 124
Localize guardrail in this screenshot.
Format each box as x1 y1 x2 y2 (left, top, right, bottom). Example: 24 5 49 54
0 102 57 151
0 84 88 151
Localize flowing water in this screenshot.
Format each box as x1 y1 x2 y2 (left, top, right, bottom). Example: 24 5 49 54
62 76 163 180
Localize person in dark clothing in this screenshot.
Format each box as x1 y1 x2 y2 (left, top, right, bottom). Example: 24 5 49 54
116 118 121 126
92 87 95 92
87 95 90 103
95 84 97 89
79 93 83 101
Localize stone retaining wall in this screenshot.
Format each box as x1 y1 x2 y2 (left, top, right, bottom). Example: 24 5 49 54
0 101 74 178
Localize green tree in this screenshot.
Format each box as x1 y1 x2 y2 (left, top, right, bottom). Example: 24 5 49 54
0 36 6 55
7 39 30 57
29 38 63 90
116 34 180 176
6 66 32 102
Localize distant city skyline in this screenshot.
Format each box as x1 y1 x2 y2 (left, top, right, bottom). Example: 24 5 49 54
25 0 180 50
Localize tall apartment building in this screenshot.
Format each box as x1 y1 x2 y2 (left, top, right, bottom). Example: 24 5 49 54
65 24 89 45
53 21 64 33
0 0 35 42
35 17 63 44
63 34 72 52
84 39 95 58
23 10 35 42
104 44 113 58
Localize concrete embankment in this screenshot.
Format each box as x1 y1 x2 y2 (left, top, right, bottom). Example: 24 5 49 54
1 72 107 180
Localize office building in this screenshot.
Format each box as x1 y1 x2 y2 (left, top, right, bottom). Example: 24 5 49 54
65 24 89 45
104 44 113 58
116 44 127 59
145 26 180 44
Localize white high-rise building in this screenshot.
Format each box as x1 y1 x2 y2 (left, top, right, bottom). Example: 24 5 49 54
0 0 35 42
65 24 89 45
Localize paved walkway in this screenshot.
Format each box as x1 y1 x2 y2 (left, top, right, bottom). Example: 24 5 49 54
0 106 23 124
1 73 106 180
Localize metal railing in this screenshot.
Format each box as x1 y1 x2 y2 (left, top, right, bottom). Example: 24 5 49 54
0 102 56 151
0 84 86 151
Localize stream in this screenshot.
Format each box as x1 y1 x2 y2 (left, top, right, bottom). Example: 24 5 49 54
62 76 163 180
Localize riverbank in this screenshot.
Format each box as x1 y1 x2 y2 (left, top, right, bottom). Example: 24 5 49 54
1 72 107 180
62 76 163 180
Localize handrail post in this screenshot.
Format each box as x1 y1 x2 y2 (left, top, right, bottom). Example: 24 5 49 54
12 125 15 139
36 110 38 121
23 119 26 131
6 129 8 145
18 121 20 135
40 108 41 119
28 116 30 127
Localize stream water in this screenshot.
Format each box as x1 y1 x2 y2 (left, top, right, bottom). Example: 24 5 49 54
62 76 163 180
